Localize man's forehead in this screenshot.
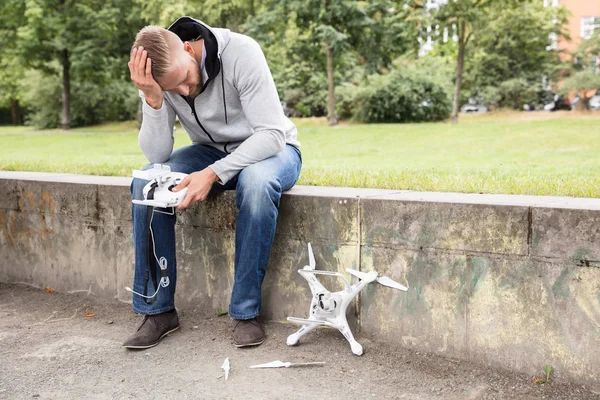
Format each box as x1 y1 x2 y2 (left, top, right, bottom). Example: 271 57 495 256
158 61 186 90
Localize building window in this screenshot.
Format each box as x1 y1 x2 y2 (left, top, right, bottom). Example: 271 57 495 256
547 32 557 50
581 17 600 39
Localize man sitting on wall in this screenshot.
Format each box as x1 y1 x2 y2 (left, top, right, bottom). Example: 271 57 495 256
124 16 301 349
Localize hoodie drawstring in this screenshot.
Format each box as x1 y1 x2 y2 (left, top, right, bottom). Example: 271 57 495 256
221 59 228 125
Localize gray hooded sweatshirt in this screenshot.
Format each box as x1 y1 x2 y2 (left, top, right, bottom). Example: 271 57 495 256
138 17 300 184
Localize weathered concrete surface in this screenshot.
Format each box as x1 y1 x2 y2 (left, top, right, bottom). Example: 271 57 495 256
361 198 529 255
532 207 600 262
0 171 599 384
360 247 600 383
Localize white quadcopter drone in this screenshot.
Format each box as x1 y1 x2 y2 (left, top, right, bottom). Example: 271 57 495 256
287 243 409 356
132 164 188 208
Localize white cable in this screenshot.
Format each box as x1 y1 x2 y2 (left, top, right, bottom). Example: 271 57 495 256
126 207 171 299
153 207 175 216
125 285 162 299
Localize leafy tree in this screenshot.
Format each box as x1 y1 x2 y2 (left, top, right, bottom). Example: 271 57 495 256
464 2 568 99
0 0 27 125
412 0 531 123
192 0 263 31
16 0 146 129
289 1 372 125
247 0 417 125
135 0 265 31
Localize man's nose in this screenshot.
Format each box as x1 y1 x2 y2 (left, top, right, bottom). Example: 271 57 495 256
179 86 189 96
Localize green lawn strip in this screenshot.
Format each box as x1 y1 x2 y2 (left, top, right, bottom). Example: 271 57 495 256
1 114 599 197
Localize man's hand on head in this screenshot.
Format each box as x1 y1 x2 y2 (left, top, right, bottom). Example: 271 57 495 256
128 47 164 109
173 168 220 209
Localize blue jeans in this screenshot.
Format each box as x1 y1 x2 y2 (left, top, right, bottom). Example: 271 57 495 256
130 144 302 319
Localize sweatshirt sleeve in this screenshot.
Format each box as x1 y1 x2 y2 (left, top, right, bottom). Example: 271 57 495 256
209 39 287 184
138 90 177 163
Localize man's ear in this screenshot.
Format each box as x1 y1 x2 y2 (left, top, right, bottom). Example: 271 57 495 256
183 41 195 56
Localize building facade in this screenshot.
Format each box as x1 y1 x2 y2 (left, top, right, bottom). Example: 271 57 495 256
554 0 600 58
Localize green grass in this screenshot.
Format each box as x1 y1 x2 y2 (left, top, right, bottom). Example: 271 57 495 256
1 111 599 197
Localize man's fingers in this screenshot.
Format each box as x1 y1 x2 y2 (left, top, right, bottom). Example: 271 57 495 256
130 47 137 64
178 192 193 210
137 49 147 72
132 47 142 69
173 175 191 191
145 58 152 79
130 47 144 82
128 49 137 80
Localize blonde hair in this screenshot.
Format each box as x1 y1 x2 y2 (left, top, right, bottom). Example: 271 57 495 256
132 26 177 80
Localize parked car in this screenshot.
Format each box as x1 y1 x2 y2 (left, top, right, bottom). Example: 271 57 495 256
589 90 600 110
460 100 488 113
524 91 571 112
543 93 571 111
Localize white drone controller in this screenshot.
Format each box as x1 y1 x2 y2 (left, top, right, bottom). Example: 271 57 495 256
132 164 188 208
287 243 409 356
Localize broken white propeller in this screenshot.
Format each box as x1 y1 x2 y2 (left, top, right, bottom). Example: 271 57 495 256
346 268 408 291
376 275 409 291
221 357 230 380
250 360 325 369
305 242 316 270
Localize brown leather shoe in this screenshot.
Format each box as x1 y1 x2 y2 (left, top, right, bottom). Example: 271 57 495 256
122 309 180 349
233 318 265 347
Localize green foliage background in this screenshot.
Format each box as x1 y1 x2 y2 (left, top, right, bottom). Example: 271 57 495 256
0 0 598 128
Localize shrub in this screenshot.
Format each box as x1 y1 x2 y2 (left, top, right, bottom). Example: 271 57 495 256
335 82 362 120
353 69 451 123
284 72 328 118
21 70 139 129
497 78 539 110
477 86 501 110
21 71 62 129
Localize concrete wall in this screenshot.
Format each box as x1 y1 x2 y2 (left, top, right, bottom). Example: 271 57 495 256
0 171 599 383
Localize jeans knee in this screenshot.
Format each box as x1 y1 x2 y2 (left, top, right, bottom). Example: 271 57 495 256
237 167 281 214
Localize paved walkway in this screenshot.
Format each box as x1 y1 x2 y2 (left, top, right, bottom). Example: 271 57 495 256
0 283 597 400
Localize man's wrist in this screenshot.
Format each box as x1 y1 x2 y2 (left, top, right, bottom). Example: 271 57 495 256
145 95 163 110
207 167 220 183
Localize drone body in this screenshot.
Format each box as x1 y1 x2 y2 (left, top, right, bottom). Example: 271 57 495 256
287 244 408 356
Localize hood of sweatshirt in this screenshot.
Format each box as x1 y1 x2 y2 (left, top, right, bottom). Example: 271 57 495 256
168 17 234 124
167 16 230 89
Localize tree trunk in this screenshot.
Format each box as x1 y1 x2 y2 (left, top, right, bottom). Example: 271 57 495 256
451 20 466 124
10 98 22 126
248 0 255 16
326 45 337 126
61 49 71 130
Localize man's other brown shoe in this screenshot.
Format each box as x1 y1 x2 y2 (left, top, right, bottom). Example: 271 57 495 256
122 309 180 349
233 318 265 347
